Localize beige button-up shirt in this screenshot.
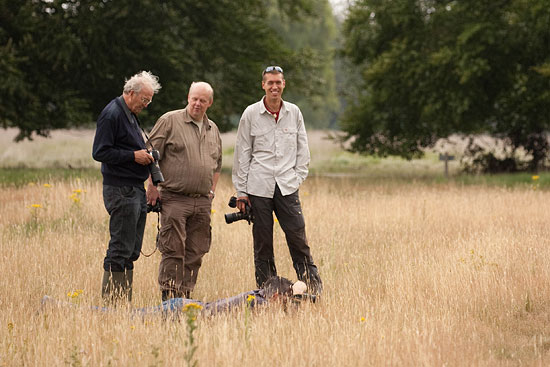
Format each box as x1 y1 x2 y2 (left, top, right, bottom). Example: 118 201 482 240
148 107 222 195
232 97 310 198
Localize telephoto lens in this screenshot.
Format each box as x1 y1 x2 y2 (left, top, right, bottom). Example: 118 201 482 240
148 150 164 185
224 211 245 224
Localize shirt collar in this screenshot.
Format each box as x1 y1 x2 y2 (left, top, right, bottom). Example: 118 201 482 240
118 95 137 125
183 106 211 129
260 96 286 116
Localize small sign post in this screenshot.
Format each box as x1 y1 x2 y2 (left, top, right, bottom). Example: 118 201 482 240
439 153 455 178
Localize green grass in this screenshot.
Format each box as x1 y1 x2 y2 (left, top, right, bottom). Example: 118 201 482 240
451 172 546 188
0 167 102 187
307 149 548 188
1 126 547 189
1 165 547 190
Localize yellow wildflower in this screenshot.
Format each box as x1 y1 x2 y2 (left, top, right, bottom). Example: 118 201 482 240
69 193 81 203
67 290 82 298
183 303 203 312
247 294 255 303
360 317 366 323
211 209 216 214
31 204 42 209
532 175 540 181
43 183 52 188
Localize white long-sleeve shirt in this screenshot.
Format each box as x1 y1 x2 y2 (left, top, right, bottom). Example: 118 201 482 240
232 97 310 198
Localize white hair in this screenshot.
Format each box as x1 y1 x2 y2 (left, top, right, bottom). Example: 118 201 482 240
123 70 161 94
189 81 214 101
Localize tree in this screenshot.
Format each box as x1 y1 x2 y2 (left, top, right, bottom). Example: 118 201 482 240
267 0 340 129
341 0 550 171
1 0 327 140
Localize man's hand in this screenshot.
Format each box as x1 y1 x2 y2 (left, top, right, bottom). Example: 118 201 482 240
236 196 250 212
135 149 154 165
147 182 160 205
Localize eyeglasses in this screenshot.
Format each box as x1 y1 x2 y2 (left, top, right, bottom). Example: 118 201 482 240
140 96 152 106
263 66 283 75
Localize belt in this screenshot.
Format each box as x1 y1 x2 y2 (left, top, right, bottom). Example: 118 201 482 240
181 193 205 198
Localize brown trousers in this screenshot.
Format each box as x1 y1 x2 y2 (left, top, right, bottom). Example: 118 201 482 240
157 191 212 294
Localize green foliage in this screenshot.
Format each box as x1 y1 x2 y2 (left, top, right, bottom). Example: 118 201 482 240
1 0 335 139
267 0 340 129
341 0 550 171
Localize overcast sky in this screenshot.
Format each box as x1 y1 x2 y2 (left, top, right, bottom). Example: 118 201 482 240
329 0 350 20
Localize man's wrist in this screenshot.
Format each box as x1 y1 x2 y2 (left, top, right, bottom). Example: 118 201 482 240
209 190 215 197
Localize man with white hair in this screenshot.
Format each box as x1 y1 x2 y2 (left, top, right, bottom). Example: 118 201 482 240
92 70 162 304
147 81 222 301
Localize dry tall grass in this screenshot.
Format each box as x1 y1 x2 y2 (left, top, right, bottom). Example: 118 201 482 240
2 172 550 366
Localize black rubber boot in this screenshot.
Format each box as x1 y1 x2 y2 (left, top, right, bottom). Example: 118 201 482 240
162 289 184 302
101 271 126 304
125 269 133 303
294 263 323 296
254 259 277 288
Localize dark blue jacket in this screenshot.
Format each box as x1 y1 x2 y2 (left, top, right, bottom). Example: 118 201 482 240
92 97 149 186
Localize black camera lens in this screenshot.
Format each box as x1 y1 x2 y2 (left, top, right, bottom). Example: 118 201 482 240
149 161 164 185
148 149 164 186
224 212 245 224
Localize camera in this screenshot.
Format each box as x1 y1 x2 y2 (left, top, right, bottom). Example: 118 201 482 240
148 149 164 186
147 200 162 213
224 196 253 224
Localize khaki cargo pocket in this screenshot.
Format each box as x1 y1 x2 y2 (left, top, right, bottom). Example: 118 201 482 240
157 223 174 255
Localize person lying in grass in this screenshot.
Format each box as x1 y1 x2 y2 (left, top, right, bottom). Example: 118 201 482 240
39 276 316 317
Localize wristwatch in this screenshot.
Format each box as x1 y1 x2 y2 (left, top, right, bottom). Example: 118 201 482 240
209 190 215 197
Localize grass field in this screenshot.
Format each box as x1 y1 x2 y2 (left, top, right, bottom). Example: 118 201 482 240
1 128 550 366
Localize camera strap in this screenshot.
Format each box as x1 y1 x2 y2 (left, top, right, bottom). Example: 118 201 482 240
141 212 160 257
133 115 157 152
133 110 158 257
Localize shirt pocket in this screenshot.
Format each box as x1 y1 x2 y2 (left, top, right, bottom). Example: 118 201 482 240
168 139 186 154
207 137 220 163
281 127 298 150
251 124 275 152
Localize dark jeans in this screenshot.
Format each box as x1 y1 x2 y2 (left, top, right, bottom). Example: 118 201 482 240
102 184 147 272
249 185 321 291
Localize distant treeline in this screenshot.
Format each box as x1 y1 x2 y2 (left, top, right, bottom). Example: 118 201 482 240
0 0 339 140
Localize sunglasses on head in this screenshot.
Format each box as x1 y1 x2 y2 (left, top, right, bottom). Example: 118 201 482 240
263 66 283 74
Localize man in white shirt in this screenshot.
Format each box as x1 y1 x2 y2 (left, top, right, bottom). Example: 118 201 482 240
232 66 322 295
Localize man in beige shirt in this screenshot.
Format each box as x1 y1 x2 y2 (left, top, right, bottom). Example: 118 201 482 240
147 81 222 300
